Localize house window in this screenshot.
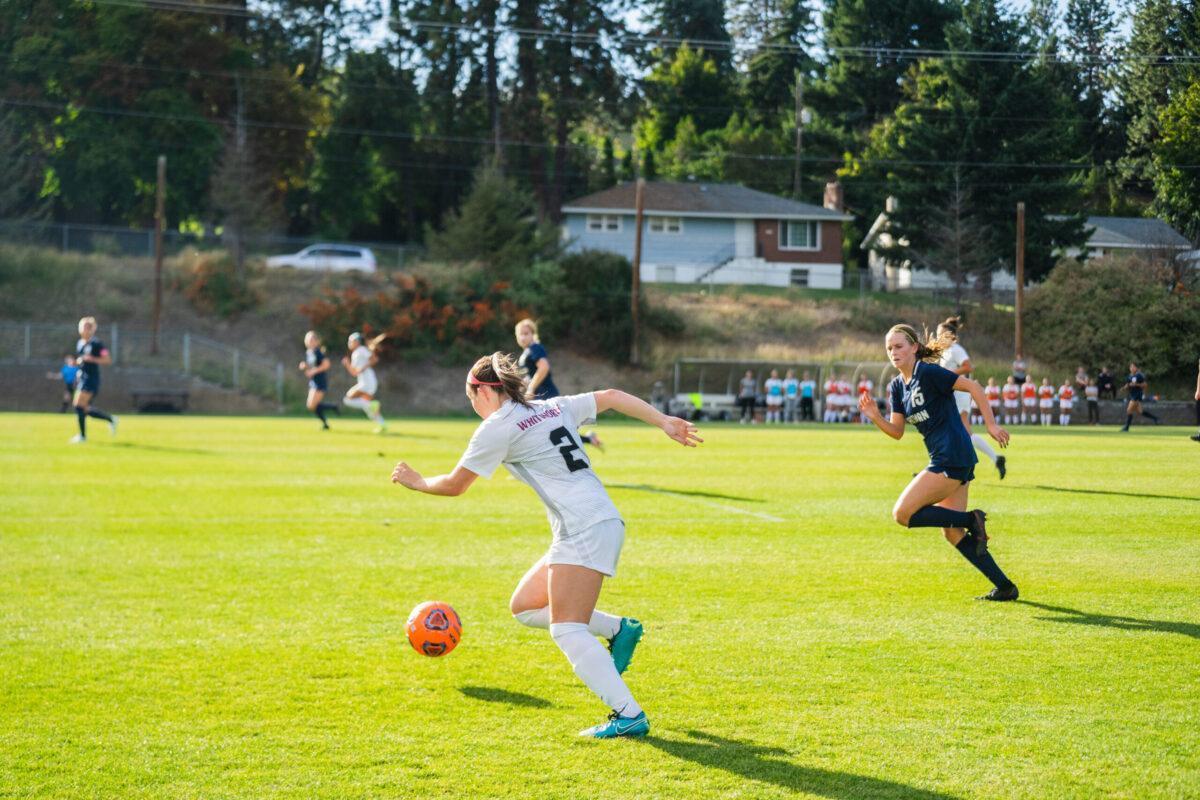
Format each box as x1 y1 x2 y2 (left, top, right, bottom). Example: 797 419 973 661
587 214 622 232
780 220 819 250
648 216 683 234
790 268 810 287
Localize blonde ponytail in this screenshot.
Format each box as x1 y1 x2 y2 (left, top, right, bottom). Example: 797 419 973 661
887 323 955 363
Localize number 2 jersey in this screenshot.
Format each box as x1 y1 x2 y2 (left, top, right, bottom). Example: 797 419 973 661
456 393 621 537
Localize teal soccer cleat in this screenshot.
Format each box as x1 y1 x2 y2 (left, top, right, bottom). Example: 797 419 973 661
608 618 643 675
578 710 650 739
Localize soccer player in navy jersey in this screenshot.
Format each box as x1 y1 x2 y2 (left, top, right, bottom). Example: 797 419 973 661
299 331 339 430
858 324 1019 601
1119 362 1158 431
515 318 603 450
69 316 118 444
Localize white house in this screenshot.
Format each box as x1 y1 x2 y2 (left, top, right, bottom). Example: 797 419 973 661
560 181 854 289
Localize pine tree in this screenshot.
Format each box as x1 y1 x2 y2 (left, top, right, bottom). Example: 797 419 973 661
644 0 732 74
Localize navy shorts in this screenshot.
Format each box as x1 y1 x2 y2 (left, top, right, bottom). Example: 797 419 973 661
927 463 975 484
309 376 328 392
1128 392 1144 402
79 376 100 395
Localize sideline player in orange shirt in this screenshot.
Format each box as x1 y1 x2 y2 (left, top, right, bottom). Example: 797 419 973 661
1022 376 1038 425
1057 379 1075 426
1038 378 1055 426
1001 376 1020 425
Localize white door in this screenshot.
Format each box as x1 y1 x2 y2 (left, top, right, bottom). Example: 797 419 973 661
734 219 755 258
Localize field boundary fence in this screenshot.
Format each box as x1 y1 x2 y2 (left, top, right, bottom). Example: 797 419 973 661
0 321 299 407
0 218 422 271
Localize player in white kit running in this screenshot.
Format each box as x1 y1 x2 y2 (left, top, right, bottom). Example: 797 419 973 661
342 332 387 432
937 317 1006 479
390 352 701 739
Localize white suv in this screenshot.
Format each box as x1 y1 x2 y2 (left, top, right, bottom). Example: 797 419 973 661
266 244 377 272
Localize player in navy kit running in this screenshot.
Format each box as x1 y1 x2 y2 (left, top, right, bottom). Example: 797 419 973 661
1119 362 1158 431
299 331 339 430
858 324 1018 601
515 318 603 450
69 316 118 444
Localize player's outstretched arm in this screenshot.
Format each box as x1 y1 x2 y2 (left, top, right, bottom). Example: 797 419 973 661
954 376 1009 447
593 389 702 447
391 462 478 496
858 392 904 440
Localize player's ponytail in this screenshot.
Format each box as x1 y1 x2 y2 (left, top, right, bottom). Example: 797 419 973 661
468 351 531 407
936 315 962 341
888 323 954 363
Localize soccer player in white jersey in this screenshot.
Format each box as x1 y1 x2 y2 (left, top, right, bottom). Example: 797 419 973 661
390 352 701 739
341 332 386 432
937 317 1006 479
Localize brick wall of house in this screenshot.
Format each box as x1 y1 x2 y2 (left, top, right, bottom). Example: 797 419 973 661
755 219 843 264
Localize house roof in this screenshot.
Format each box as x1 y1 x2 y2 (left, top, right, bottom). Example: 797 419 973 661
1085 216 1190 249
562 181 853 221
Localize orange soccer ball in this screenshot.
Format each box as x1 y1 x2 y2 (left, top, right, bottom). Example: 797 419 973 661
406 601 462 657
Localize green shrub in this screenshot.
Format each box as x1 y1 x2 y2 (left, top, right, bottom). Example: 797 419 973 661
179 250 260 318
1025 257 1200 379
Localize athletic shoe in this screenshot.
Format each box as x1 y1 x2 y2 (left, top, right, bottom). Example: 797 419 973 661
1120 425 1129 432
608 618 643 675
966 509 989 555
1191 433 1200 442
68 434 86 444
578 710 649 739
374 423 387 434
977 584 1019 602
109 415 119 436
995 455 1006 480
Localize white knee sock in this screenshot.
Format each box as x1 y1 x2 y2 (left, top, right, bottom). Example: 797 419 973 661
550 622 641 717
970 433 998 465
514 606 621 639
344 396 369 411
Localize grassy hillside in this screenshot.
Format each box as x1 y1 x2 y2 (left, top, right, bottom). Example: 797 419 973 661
0 244 1089 405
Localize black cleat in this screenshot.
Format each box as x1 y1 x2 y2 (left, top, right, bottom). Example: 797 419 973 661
977 584 1019 602
995 455 1006 480
1191 433 1200 442
966 509 989 555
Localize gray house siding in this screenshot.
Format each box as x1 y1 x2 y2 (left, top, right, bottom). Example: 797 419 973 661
563 214 737 265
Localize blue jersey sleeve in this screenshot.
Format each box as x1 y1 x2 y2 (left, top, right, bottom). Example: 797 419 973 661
926 362 959 396
889 377 904 415
528 343 548 364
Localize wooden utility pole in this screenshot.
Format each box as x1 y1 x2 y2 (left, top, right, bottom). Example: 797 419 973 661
793 72 804 199
631 178 645 365
151 155 166 355
1014 201 1025 359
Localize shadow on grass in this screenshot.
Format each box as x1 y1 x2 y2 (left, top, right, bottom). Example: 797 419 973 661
1020 601 1200 640
641 730 960 799
458 685 552 708
606 483 764 504
105 441 214 455
992 483 1200 503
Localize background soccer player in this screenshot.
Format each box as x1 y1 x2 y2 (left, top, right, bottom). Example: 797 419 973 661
1119 361 1158 431
69 316 117 444
299 331 338 430
937 317 1005 479
342 332 387 432
390 352 701 738
515 318 602 448
858 324 1018 601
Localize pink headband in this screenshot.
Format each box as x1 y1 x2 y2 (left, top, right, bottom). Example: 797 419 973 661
467 372 502 387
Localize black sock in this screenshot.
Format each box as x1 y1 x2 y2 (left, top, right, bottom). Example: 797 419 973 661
75 407 86 437
1142 411 1158 421
1124 414 1133 427
314 406 328 426
907 505 973 530
319 401 340 416
954 535 1014 589
87 408 112 422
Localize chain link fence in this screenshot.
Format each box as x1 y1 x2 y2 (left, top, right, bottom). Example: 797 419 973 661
0 321 300 407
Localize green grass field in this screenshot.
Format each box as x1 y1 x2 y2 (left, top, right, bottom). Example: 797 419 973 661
3 413 1199 799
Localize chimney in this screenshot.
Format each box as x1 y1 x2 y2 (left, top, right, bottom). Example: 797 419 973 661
823 181 844 212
